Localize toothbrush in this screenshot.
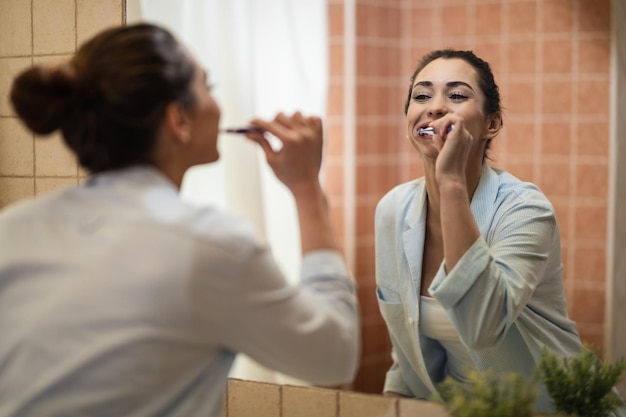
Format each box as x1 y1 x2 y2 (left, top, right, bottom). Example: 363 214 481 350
220 126 264 134
417 125 454 137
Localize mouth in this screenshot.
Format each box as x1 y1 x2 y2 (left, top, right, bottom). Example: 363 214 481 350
414 122 434 139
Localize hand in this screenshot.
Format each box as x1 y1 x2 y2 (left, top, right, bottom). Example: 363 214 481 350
244 112 323 194
429 116 474 187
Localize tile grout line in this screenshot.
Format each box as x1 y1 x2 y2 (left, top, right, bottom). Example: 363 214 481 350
30 0 36 195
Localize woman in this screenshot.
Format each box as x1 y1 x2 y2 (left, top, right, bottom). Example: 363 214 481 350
374 49 622 414
0 23 359 416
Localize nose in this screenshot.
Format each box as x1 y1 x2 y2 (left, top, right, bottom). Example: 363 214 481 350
427 95 448 117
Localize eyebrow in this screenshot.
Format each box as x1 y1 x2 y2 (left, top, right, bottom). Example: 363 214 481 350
412 81 475 91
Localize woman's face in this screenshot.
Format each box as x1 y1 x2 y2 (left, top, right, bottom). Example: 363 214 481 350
406 57 490 162
186 58 221 165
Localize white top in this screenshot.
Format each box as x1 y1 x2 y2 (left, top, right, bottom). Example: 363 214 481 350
419 296 475 384
0 166 360 417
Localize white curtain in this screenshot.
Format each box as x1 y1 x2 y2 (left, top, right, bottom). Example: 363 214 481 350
133 0 329 385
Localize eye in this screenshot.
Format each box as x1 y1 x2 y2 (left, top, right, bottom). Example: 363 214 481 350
449 92 468 101
412 94 430 102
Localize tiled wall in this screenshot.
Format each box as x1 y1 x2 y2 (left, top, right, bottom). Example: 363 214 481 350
224 378 453 417
325 0 614 393
0 0 124 208
0 0 617 400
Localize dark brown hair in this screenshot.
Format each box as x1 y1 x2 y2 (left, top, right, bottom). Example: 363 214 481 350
10 23 196 173
404 49 503 155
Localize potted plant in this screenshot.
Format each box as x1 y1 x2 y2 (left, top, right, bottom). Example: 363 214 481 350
537 346 626 417
433 369 537 417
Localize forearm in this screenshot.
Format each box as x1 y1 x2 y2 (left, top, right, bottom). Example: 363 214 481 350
439 180 480 271
291 181 338 254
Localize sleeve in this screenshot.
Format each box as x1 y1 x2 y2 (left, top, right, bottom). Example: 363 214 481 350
429 196 558 350
383 347 412 396
211 246 360 386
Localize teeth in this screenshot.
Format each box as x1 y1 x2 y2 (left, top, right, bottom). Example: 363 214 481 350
417 127 436 136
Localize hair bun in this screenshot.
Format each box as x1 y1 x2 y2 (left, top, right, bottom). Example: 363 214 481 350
10 63 76 135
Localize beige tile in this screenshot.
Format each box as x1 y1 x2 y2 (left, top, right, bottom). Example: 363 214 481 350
228 379 280 417
35 131 77 176
35 177 77 196
0 58 31 117
76 0 123 47
0 0 32 56
397 398 449 417
338 390 397 417
0 177 34 209
33 0 75 55
33 54 72 67
0 118 34 176
282 385 337 417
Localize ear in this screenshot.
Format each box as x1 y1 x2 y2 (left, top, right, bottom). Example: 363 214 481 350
484 112 503 140
163 102 192 145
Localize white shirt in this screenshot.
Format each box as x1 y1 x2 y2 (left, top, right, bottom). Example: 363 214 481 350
0 166 360 417
419 296 475 384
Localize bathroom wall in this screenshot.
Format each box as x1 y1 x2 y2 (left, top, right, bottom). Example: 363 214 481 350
0 0 123 207
325 0 615 393
0 0 620 399
223 378 452 417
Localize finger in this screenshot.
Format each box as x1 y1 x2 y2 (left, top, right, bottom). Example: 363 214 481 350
274 112 294 129
244 132 277 161
250 117 295 147
291 111 306 127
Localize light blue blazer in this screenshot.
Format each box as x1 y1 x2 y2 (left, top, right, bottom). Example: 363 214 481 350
375 163 618 414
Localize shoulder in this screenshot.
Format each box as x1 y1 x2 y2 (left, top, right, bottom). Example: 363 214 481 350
180 206 265 256
493 168 554 212
376 178 424 214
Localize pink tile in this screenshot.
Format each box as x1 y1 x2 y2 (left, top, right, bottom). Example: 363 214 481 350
502 121 536 155
540 121 573 156
542 39 573 74
508 39 537 75
570 286 605 325
471 42 501 70
508 1 538 35
410 7 437 40
502 161 534 182
357 283 381 318
351 358 392 394
325 121 345 157
361 320 392 357
576 162 608 199
577 37 610 75
542 81 572 114
577 80 609 115
503 82 536 115
383 7 402 39
440 5 468 37
576 121 609 157
574 205 607 241
328 81 345 117
474 3 502 37
573 244 606 283
330 41 345 77
541 0 574 34
324 162 344 197
328 3 344 36
578 0 610 32
538 160 571 198
356 4 371 37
